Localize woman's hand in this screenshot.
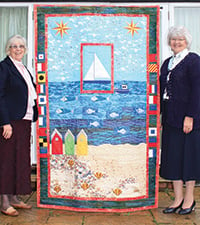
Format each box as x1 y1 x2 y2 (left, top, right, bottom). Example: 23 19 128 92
2 124 13 139
183 116 193 134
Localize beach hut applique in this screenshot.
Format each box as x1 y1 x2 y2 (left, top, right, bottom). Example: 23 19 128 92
64 129 75 155
76 129 88 156
51 129 63 154
50 129 88 156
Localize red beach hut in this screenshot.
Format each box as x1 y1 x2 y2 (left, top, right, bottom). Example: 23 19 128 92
51 129 63 154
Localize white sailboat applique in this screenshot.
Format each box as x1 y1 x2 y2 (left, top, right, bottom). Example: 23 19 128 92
84 54 111 83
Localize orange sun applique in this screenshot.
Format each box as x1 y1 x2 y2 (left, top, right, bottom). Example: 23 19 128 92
124 20 141 37
53 20 71 38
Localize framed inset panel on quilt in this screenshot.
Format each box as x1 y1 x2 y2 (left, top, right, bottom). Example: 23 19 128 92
34 4 160 212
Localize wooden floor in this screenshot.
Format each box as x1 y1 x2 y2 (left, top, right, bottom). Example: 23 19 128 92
1 186 200 224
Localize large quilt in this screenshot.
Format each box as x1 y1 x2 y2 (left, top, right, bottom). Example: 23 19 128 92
34 4 160 212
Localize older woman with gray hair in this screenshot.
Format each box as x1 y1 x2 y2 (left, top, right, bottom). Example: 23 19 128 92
160 26 200 215
0 35 38 216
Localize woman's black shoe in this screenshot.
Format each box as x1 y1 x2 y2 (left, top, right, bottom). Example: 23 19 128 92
178 201 196 215
163 200 183 214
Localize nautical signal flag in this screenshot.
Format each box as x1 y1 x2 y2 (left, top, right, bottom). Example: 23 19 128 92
150 104 157 111
39 116 46 127
38 106 46 116
149 148 156 158
38 53 45 62
149 95 157 105
40 148 47 154
149 95 157 111
38 96 47 105
149 127 157 136
149 54 157 62
37 72 46 83
38 84 46 95
148 63 158 73
149 85 157 94
39 137 48 148
37 63 46 72
38 127 47 136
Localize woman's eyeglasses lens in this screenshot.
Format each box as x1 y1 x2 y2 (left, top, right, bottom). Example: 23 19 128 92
10 45 25 49
171 38 185 42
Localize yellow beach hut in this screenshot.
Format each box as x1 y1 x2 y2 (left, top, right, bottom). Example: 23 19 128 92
76 129 88 156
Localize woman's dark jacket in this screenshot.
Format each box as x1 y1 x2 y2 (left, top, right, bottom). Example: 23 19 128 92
0 56 38 127
160 52 200 129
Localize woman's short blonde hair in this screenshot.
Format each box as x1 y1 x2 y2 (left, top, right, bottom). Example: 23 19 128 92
167 26 192 50
5 34 28 55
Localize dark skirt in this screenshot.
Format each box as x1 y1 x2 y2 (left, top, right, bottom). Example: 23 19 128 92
0 120 32 195
160 123 200 182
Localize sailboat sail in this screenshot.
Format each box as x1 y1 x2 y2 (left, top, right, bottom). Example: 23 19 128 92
84 54 110 81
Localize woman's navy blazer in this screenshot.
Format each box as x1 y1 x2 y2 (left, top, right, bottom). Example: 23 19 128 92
160 52 200 129
0 56 38 127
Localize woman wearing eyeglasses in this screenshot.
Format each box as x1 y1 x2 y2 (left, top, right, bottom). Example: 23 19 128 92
160 26 200 215
0 35 38 216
